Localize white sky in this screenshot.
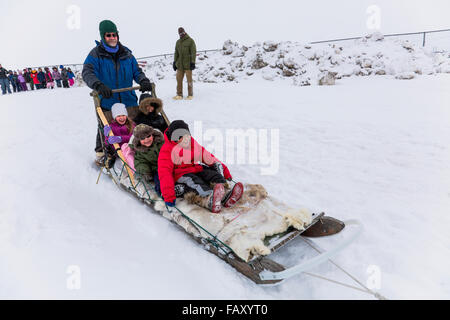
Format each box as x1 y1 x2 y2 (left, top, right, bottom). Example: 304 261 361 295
1 0 449 69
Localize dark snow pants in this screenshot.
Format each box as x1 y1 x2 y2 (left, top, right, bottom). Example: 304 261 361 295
177 166 226 197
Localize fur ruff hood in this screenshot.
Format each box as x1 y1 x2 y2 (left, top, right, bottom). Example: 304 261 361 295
139 97 163 115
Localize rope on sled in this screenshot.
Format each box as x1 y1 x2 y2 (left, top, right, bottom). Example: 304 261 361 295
300 237 388 300
103 151 235 257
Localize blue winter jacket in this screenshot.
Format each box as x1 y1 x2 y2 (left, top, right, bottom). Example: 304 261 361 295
82 41 148 110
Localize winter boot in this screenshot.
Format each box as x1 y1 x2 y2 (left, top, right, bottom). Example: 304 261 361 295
95 152 105 167
208 183 225 213
185 96 193 100
173 95 183 100
105 154 116 169
222 182 244 208
184 183 225 213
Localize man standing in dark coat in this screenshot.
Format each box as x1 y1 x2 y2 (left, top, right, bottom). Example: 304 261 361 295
172 27 196 100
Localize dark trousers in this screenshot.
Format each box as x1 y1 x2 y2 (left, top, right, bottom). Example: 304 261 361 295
56 79 62 87
177 167 225 197
11 82 18 92
62 80 69 88
0 78 11 94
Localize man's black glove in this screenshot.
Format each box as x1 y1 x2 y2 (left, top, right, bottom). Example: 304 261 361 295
173 61 177 71
139 79 153 92
212 162 224 178
190 62 195 70
94 82 113 99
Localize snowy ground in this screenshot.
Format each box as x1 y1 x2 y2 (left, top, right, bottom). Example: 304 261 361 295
1 74 450 299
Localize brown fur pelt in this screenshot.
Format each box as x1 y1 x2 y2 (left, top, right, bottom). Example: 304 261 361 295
240 184 268 204
183 192 209 208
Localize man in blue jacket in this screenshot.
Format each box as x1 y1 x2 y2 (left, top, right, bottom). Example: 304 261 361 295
82 20 153 164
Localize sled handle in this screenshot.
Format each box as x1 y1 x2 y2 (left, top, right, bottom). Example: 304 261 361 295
90 84 151 94
259 220 363 281
111 86 141 93
93 84 171 126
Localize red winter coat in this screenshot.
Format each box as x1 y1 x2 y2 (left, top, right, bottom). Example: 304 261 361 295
30 72 39 84
158 130 232 202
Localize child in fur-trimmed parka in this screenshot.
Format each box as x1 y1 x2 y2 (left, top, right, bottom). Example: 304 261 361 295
131 124 184 197
133 93 168 133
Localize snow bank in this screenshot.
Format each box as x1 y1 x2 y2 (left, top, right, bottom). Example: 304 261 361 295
137 32 450 86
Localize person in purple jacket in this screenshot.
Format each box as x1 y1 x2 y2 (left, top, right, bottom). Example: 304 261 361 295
52 66 62 88
103 102 135 147
102 103 135 167
17 71 27 91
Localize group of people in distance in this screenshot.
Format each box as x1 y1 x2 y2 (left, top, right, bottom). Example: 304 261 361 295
0 64 74 95
82 20 242 213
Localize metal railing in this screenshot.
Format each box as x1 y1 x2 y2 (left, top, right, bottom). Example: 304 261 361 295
310 28 450 47
137 49 221 61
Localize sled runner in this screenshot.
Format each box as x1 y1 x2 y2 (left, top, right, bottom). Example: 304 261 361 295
91 86 363 285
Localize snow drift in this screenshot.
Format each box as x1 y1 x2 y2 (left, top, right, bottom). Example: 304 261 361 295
140 32 450 86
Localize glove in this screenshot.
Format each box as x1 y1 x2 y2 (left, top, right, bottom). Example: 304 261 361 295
190 62 195 70
107 136 122 144
165 200 176 207
139 79 152 92
174 184 185 197
103 125 111 136
173 61 177 71
95 82 112 99
212 162 224 178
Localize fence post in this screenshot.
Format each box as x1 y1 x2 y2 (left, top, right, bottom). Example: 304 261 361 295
422 32 426 47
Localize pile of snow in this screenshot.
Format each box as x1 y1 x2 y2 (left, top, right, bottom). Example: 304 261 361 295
140 32 450 86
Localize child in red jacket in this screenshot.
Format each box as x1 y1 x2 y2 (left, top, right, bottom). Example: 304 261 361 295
158 120 243 213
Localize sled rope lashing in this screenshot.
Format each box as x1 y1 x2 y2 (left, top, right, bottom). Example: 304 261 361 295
113 154 237 256
111 154 234 257
172 205 234 257
300 236 388 300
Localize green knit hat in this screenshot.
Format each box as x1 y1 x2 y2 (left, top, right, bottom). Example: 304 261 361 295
99 20 118 43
